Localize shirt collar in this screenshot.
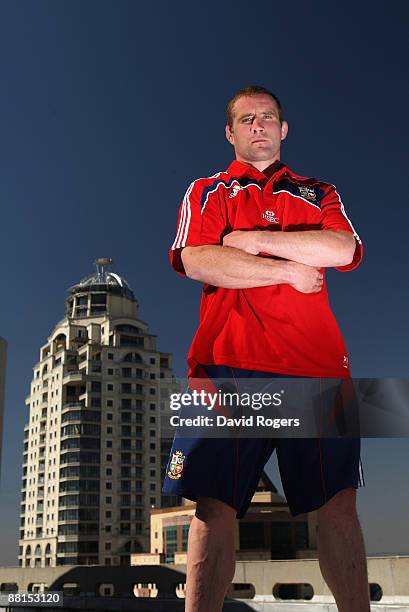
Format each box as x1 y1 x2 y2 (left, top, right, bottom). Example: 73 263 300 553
227 159 288 181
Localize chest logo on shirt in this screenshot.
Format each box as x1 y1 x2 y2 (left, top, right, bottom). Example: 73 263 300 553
262 210 280 223
298 186 317 202
228 185 242 198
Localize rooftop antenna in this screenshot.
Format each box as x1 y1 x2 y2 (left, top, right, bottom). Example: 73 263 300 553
95 258 113 282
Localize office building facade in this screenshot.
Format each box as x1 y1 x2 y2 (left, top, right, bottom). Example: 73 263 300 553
19 259 178 567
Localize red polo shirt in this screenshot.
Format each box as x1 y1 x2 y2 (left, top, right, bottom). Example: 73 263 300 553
170 160 363 378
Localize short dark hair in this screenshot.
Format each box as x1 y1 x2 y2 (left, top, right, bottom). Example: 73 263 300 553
226 85 283 128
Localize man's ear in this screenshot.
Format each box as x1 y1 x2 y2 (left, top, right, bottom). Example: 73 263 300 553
281 121 289 141
225 124 234 145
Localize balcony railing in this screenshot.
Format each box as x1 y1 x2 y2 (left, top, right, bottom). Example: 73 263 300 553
63 371 85 384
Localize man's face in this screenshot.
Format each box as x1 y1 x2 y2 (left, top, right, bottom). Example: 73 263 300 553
225 94 288 165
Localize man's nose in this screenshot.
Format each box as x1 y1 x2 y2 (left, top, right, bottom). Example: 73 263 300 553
251 117 265 132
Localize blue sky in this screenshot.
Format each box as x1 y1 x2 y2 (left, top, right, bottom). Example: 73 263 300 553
0 0 408 565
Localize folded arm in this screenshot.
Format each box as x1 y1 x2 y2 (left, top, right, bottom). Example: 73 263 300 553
223 230 356 267
181 245 323 293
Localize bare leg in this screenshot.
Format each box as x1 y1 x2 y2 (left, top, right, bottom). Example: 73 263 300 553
317 488 370 612
185 496 236 612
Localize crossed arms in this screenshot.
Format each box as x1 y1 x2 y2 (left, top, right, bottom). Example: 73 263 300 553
181 230 356 293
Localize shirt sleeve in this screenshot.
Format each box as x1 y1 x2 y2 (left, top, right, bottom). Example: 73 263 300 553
169 179 228 275
319 184 363 272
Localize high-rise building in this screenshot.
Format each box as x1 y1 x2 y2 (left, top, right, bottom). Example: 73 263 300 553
19 259 179 568
0 336 7 481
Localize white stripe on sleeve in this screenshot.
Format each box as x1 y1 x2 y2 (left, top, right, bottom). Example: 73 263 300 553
332 185 362 245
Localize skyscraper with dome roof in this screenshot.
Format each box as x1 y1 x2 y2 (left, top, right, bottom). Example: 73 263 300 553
19 259 178 568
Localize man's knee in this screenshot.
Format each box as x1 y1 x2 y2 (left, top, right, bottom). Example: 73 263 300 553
318 487 357 521
195 496 237 524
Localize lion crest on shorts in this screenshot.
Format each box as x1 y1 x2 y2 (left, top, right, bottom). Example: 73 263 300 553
168 450 185 480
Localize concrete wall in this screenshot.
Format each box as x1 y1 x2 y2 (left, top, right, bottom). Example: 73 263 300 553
0 556 408 604
233 556 409 602
0 337 7 483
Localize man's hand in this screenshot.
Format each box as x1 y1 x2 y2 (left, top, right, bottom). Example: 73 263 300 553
287 261 323 293
223 230 261 254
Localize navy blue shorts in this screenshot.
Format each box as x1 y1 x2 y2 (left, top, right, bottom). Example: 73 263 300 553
162 366 364 518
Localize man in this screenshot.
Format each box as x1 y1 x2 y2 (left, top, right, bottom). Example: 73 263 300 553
163 85 369 612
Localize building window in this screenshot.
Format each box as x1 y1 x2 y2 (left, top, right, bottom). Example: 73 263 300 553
107 426 113 434
150 443 156 450
107 368 114 376
107 413 113 421
106 468 112 476
295 523 309 549
165 527 177 563
150 456 156 464
105 511 112 519
150 417 155 424
106 454 112 462
150 358 155 365
105 497 112 504
182 524 190 551
105 542 111 550
107 400 113 407
239 522 265 550
106 440 112 448
121 480 131 492
150 483 156 491
107 384 113 392
108 353 114 360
